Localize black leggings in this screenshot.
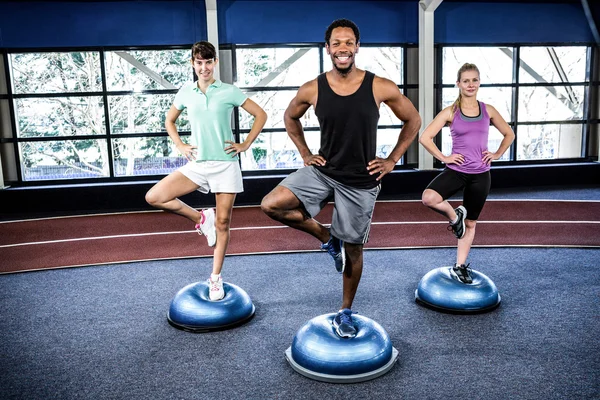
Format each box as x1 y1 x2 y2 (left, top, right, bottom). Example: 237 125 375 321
426 168 491 220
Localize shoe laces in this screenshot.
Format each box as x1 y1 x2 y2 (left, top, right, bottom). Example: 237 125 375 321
337 310 353 325
208 277 221 291
459 263 471 272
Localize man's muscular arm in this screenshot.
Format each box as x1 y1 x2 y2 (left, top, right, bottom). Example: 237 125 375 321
367 77 421 180
284 80 325 166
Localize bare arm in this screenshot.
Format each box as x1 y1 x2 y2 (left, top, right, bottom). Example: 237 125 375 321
484 104 515 164
165 105 197 161
225 98 267 156
368 78 422 180
284 80 325 166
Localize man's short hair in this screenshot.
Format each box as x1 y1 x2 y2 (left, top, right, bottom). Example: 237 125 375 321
325 19 360 44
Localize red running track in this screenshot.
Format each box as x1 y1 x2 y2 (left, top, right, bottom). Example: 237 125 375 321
1 200 599 274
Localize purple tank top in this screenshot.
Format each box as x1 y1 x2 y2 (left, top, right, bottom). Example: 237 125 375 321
447 101 491 174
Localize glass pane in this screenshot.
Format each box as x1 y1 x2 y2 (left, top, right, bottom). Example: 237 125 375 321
10 52 102 94
443 47 513 84
442 87 512 122
240 90 318 130
16 96 105 138
519 47 587 84
517 124 582 160
104 50 191 91
108 94 189 134
323 47 403 85
379 101 402 125
20 139 109 181
112 137 187 176
376 128 404 164
518 85 584 122
240 131 320 171
235 47 320 87
441 125 511 162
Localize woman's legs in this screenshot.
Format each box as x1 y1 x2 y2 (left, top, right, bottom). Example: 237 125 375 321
457 219 477 265
211 192 236 275
145 171 202 225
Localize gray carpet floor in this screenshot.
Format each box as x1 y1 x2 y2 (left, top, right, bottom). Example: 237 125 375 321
1 247 599 400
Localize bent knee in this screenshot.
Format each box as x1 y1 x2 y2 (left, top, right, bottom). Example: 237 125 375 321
421 190 440 208
145 190 159 206
261 192 283 216
465 219 477 229
260 196 275 215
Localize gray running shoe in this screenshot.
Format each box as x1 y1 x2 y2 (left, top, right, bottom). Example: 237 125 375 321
448 205 467 239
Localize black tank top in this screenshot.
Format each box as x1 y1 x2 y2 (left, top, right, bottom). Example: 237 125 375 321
315 71 380 189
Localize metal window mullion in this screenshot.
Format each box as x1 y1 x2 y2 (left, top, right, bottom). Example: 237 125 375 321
511 46 519 162
100 49 115 178
434 45 444 168
232 44 238 84
581 46 593 158
4 51 23 183
319 43 324 74
400 45 408 166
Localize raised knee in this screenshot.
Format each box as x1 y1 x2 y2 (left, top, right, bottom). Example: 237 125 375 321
145 190 158 207
421 191 437 208
260 196 275 216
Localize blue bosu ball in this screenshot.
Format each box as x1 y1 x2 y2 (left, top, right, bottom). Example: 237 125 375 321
285 313 399 383
167 281 255 332
415 266 501 313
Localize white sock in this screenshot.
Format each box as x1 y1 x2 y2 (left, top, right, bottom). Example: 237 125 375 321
211 273 221 281
450 215 459 224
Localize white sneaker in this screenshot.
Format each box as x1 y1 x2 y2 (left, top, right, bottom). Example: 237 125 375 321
208 275 224 301
195 208 216 247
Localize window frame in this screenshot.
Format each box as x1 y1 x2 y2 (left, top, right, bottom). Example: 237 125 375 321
435 43 595 167
1 45 193 185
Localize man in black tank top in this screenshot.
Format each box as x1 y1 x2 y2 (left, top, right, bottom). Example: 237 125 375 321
261 19 421 338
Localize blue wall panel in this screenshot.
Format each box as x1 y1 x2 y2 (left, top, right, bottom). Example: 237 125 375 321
0 1 594 48
0 1 206 48
218 0 419 44
436 2 593 44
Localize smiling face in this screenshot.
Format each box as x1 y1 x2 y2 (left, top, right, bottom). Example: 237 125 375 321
456 69 480 98
191 56 217 84
326 27 359 75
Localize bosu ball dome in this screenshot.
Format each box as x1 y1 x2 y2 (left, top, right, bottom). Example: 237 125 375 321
167 281 255 332
415 266 501 313
285 313 398 383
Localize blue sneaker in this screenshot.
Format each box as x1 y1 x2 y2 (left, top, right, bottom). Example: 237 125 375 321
332 309 357 338
321 235 345 273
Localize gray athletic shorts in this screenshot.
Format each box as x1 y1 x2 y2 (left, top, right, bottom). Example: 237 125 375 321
280 166 381 245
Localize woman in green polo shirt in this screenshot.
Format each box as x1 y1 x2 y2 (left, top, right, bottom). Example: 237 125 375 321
146 41 267 301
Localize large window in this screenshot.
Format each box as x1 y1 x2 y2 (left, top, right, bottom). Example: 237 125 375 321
235 45 406 172
8 49 191 181
440 46 589 163
2 43 594 185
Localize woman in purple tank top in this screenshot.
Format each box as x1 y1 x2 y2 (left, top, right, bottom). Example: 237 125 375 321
419 63 515 283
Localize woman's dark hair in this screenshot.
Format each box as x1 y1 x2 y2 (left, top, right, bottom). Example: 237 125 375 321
325 19 360 44
191 41 217 60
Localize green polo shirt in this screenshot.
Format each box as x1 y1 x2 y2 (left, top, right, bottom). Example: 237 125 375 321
173 80 247 161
